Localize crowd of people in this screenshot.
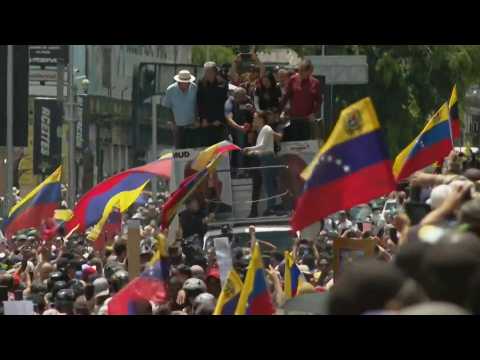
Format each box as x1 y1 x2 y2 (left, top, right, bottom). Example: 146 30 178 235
163 54 323 218
164 53 322 151
0 147 479 315
2 51 480 315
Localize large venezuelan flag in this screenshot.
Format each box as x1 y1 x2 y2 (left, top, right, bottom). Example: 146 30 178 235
2 166 62 239
449 85 461 141
235 243 275 315
284 251 304 299
87 181 149 241
67 153 172 232
291 98 395 232
108 233 170 315
393 103 453 181
213 269 244 315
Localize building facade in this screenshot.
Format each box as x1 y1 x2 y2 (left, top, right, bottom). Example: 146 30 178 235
19 45 192 197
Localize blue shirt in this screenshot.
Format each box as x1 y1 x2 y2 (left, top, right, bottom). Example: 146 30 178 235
163 82 197 126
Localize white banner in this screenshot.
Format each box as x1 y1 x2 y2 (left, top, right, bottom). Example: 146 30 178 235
213 237 232 286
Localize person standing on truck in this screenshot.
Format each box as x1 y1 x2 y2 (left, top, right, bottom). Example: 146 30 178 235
280 59 322 142
163 70 198 149
243 112 282 217
225 87 255 177
197 62 230 147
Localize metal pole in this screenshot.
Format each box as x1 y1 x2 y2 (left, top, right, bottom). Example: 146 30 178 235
56 59 64 185
6 45 14 211
151 96 158 201
67 45 76 207
330 84 334 133
320 45 326 140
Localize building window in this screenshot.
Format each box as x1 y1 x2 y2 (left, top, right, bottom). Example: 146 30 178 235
102 47 112 89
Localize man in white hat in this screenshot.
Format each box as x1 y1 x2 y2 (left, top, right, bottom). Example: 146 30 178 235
164 69 198 149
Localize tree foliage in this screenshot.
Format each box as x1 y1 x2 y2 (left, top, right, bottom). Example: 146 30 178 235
192 45 236 66
283 45 480 156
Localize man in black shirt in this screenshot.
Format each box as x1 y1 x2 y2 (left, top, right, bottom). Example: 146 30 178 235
225 87 255 176
179 197 208 240
197 62 229 147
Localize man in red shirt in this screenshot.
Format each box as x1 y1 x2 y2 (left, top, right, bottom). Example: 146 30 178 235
280 59 322 141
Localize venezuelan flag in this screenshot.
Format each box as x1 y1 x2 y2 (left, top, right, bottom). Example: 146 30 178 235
393 103 453 181
67 153 172 233
284 251 304 299
214 270 244 315
161 155 221 230
235 243 275 315
87 181 149 241
191 140 240 172
291 98 395 232
449 85 461 141
108 233 170 315
2 166 62 239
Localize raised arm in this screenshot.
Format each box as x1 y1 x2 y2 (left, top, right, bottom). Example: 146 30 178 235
229 55 241 85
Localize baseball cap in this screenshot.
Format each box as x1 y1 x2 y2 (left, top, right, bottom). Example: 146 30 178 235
206 267 220 281
204 61 217 69
93 277 110 298
427 182 468 209
190 265 205 279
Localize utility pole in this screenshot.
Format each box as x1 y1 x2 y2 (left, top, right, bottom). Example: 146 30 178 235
67 45 77 207
321 45 326 139
151 95 158 201
57 58 64 185
6 45 14 211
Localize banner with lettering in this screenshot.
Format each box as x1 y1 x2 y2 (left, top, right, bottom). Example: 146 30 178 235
33 98 62 176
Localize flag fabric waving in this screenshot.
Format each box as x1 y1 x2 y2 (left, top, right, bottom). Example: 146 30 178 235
393 103 453 181
235 242 275 315
87 181 149 242
161 155 221 230
66 153 171 233
2 166 62 239
284 251 304 299
213 269 244 315
108 233 170 315
291 98 395 232
191 140 240 172
449 85 461 141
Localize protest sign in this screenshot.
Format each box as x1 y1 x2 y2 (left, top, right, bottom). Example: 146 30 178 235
127 219 141 279
333 237 375 281
3 301 34 315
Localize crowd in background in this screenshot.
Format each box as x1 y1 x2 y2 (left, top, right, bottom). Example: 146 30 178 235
2 52 480 315
0 146 479 315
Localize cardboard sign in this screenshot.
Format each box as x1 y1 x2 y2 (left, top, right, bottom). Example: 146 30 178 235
126 219 141 279
277 140 319 212
3 300 34 315
333 237 375 282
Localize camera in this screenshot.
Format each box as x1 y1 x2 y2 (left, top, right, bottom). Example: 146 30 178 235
182 234 205 267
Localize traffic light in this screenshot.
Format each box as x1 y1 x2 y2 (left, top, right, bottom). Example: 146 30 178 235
0 45 29 147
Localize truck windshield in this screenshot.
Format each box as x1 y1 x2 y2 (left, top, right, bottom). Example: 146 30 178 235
206 230 293 254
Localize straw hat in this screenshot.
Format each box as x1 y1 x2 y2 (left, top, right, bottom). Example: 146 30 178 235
174 69 195 83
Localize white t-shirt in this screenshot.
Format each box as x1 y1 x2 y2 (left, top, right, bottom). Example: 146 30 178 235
336 219 357 233
246 125 275 154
